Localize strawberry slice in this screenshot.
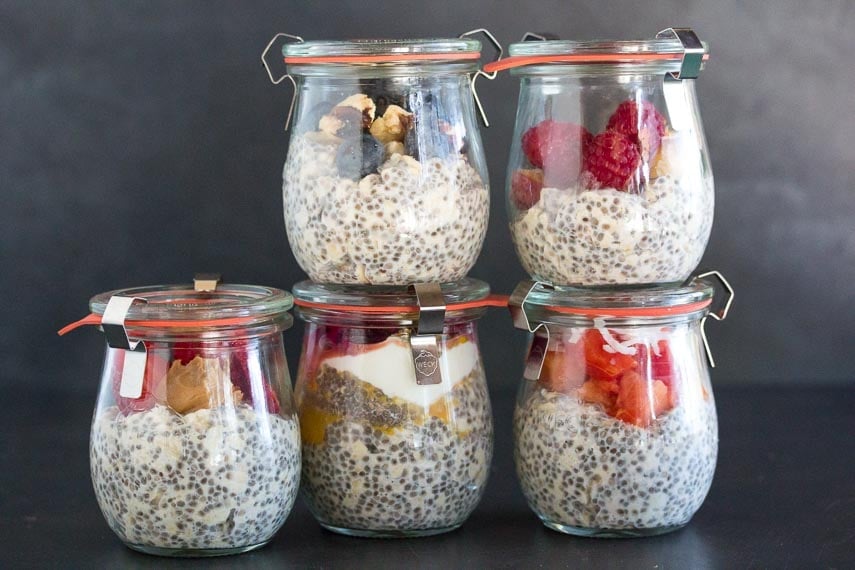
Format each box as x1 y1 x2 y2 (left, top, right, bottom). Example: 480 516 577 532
538 338 586 394
583 330 637 381
110 346 169 414
614 372 672 427
578 378 617 412
636 340 677 386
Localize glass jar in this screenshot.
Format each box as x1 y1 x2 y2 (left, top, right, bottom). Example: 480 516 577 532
269 37 492 285
61 281 301 556
509 274 732 537
292 279 496 537
488 29 713 287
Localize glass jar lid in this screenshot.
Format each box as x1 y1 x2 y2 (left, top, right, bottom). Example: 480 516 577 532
89 283 293 322
292 279 504 324
510 273 733 327
485 28 709 76
59 281 293 336
282 38 482 64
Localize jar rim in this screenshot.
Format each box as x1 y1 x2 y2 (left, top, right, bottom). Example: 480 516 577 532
283 38 481 63
487 37 709 75
88 283 293 324
291 278 490 310
521 280 714 318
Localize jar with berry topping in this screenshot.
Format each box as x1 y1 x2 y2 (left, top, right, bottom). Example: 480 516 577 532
262 33 500 285
509 272 733 537
291 279 502 537
485 28 713 287
59 277 301 557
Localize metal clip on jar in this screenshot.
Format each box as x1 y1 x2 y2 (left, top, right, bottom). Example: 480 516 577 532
262 32 501 285
291 279 505 537
508 272 733 537
59 277 300 557
486 28 713 287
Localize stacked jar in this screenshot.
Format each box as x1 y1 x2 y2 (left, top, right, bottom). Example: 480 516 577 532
486 29 733 537
268 34 502 537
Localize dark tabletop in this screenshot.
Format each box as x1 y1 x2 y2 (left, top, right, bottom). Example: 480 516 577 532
2 384 852 569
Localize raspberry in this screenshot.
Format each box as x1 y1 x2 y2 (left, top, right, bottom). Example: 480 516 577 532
605 100 667 161
510 169 544 211
521 120 592 186
582 131 642 191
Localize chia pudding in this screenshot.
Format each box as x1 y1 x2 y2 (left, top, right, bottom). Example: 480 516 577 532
297 334 493 536
510 173 713 286
90 404 301 552
514 386 717 535
284 136 489 284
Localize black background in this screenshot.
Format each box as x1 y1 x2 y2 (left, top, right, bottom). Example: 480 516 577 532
3 0 854 390
2 1 854 567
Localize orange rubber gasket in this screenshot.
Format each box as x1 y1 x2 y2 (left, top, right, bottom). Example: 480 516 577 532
483 52 710 73
57 314 270 336
541 299 712 318
293 293 510 314
283 52 481 65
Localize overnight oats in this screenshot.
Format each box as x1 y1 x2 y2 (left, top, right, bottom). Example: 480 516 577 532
491 31 714 286
292 280 494 537
509 279 728 537
63 282 301 556
276 38 491 284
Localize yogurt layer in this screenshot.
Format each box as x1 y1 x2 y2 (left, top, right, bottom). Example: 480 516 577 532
321 336 479 406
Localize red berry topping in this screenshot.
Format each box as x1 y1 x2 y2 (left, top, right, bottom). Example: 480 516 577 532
510 169 544 211
582 131 642 191
521 120 592 187
605 100 667 161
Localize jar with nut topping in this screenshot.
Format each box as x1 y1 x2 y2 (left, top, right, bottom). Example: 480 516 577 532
267 37 493 285
60 280 301 557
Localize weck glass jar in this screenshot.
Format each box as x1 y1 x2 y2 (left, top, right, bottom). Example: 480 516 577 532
485 28 713 287
60 279 301 556
509 272 732 537
292 279 498 537
265 35 494 285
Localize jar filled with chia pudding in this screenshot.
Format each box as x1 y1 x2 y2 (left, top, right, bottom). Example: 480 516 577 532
60 277 301 556
509 272 732 537
263 33 499 285
292 279 500 537
485 28 714 287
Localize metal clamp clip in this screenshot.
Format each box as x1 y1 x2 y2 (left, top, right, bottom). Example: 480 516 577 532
509 280 553 380
693 270 734 368
520 32 560 42
459 28 503 127
194 273 221 292
409 283 447 385
656 27 705 80
261 32 305 130
102 295 148 399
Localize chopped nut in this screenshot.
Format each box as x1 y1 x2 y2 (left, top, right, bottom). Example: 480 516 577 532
385 141 405 156
337 93 376 124
305 130 343 145
369 105 413 144
319 106 363 137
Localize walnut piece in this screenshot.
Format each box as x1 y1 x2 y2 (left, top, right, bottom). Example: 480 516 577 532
369 105 413 144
